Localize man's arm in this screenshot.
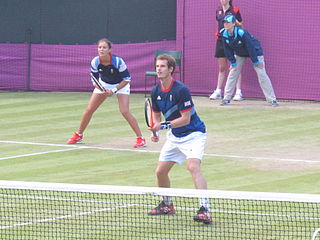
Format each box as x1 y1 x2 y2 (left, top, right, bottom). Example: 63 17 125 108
151 108 191 132
169 110 191 128
149 111 161 142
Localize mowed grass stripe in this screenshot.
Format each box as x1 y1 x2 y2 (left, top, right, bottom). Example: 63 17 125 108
0 148 158 185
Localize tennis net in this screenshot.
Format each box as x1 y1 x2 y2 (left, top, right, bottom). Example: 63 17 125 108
0 180 319 240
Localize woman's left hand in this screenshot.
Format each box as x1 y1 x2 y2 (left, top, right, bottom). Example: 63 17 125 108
105 89 113 96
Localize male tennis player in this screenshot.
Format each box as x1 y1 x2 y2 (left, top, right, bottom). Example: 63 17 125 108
147 54 212 224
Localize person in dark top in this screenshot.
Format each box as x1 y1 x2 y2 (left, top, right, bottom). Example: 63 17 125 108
210 0 244 101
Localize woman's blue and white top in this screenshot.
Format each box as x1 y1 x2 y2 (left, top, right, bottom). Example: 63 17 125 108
90 54 131 84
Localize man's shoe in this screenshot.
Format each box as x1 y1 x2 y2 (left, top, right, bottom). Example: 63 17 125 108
67 132 83 144
148 201 176 215
134 136 146 148
209 90 222 100
233 93 243 101
220 99 230 106
271 100 279 107
193 206 212 224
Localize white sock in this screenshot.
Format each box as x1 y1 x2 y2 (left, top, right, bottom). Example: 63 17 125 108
215 89 221 94
236 89 242 95
163 196 173 206
199 198 210 210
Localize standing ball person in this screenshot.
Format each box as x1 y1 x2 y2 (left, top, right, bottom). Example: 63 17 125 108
67 38 146 148
147 54 212 224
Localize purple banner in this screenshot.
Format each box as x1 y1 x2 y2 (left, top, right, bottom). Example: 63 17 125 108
0 43 29 90
30 41 176 92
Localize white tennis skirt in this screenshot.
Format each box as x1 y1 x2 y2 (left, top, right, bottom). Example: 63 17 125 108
93 80 130 95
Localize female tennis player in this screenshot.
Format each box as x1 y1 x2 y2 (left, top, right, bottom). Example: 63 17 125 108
147 54 212 224
67 38 146 148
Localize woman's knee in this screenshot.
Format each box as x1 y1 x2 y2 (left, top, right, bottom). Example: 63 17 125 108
219 65 227 73
85 94 105 114
218 59 228 72
120 109 131 118
119 106 128 114
84 106 96 115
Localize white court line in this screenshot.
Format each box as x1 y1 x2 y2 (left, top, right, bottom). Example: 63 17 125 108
0 140 319 163
207 153 320 163
0 203 137 230
0 148 78 161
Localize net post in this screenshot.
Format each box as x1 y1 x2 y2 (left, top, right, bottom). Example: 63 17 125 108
312 228 320 240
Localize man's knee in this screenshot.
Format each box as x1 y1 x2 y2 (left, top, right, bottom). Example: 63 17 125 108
186 160 201 174
155 168 168 179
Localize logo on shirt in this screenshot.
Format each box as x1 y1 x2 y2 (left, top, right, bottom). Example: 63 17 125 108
184 100 191 107
157 96 161 100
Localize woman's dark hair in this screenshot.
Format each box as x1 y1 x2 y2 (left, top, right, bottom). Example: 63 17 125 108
97 38 112 49
229 0 233 7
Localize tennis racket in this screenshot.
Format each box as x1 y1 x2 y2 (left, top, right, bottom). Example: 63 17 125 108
144 98 158 137
90 73 105 92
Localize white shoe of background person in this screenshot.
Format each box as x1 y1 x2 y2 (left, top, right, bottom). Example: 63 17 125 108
233 92 243 101
209 90 222 100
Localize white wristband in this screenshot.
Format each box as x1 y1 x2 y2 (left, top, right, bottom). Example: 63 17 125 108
111 87 118 94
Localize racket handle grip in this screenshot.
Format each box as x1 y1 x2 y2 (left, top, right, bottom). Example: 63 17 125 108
152 131 159 137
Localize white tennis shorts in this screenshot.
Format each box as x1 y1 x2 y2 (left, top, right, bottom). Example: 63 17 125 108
93 80 130 95
159 131 207 165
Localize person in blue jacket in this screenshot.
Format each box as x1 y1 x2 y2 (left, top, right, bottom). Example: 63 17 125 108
220 14 279 107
